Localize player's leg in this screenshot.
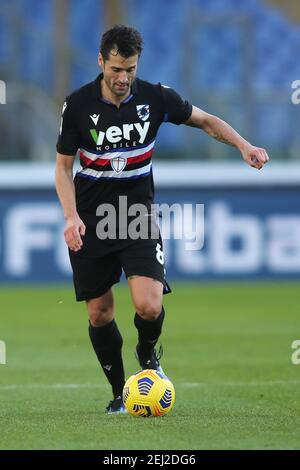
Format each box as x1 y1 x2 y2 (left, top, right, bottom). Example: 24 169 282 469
69 251 126 412
121 238 169 373
87 290 125 411
128 275 165 372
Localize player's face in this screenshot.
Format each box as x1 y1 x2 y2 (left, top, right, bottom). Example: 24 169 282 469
98 51 138 97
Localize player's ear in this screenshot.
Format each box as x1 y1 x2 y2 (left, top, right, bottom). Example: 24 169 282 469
98 53 104 69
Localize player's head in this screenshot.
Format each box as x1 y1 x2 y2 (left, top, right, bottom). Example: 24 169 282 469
98 25 143 97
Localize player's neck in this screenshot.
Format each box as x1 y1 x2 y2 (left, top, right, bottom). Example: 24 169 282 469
100 79 130 108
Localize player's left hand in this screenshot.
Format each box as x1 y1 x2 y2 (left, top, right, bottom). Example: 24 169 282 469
241 144 269 170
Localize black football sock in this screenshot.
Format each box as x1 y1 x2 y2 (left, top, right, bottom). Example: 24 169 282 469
134 307 165 357
88 320 125 398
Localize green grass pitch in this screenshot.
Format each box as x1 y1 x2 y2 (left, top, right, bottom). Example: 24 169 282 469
0 282 299 450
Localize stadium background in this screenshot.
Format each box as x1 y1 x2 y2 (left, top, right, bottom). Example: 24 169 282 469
0 0 299 451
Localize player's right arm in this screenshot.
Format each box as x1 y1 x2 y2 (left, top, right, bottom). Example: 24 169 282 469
56 96 86 252
55 152 86 252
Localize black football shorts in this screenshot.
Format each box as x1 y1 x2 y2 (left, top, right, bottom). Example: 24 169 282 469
69 236 171 301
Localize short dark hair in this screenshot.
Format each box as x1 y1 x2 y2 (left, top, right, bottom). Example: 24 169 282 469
100 25 143 61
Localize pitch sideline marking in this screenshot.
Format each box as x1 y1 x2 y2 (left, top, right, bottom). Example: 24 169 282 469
0 380 299 391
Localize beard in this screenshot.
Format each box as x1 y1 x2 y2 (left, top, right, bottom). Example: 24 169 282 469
113 84 129 95
105 78 130 96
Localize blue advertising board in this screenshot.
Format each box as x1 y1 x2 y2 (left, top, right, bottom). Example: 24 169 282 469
0 187 299 282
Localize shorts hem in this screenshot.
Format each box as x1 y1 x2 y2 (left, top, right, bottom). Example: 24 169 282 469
125 270 171 295
75 278 120 302
125 270 164 285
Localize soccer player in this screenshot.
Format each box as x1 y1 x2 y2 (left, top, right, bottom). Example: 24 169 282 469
55 25 269 413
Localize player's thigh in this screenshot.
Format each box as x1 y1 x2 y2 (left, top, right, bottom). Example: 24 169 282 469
128 275 163 319
121 239 165 318
86 288 115 326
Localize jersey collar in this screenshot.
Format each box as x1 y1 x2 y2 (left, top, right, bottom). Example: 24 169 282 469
92 73 137 104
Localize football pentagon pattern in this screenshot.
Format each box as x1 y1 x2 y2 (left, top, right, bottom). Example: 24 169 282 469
123 369 175 417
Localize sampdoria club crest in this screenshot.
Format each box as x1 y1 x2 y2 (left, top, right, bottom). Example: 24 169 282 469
136 104 150 121
111 156 127 174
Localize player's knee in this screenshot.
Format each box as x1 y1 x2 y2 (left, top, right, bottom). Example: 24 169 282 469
135 300 162 321
87 302 114 327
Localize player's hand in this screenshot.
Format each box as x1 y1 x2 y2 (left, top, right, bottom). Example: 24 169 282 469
241 143 269 170
64 215 86 252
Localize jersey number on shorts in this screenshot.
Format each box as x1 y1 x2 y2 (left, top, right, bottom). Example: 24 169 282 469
156 243 164 265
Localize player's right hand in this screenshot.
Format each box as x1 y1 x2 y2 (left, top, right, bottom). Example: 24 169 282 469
64 215 86 252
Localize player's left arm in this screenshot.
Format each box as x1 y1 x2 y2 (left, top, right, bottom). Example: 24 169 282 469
185 105 269 170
